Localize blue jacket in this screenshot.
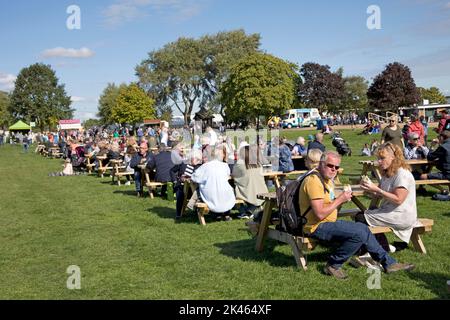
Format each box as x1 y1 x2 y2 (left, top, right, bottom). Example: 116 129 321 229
147 151 175 182
278 144 294 173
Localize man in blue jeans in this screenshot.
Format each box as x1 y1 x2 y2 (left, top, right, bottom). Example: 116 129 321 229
299 151 415 279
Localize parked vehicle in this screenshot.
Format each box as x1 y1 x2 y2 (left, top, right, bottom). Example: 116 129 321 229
281 108 320 129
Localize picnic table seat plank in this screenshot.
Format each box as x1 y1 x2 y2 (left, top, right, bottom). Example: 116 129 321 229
195 199 245 226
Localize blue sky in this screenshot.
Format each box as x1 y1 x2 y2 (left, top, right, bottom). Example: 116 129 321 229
1 0 450 120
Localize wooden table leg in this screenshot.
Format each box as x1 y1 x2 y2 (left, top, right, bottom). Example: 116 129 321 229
180 182 189 216
372 166 382 183
410 229 426 254
255 200 275 252
274 176 281 189
287 236 308 271
351 197 368 212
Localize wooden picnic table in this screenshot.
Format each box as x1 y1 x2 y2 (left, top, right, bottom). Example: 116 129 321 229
253 187 367 269
255 184 369 254
253 182 433 269
359 159 449 190
359 159 435 180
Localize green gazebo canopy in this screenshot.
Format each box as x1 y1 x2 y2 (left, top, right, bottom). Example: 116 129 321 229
9 120 31 131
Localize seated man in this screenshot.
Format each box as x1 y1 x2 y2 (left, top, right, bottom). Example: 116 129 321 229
404 132 429 187
191 147 235 221
299 151 415 279
307 133 326 153
420 130 450 181
146 144 175 197
130 142 155 197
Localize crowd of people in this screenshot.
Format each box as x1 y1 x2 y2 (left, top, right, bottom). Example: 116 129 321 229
11 108 449 280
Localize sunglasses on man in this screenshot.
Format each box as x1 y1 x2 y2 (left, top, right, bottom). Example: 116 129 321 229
325 163 340 170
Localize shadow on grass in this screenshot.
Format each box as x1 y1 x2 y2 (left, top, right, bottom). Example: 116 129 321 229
406 271 450 299
149 206 200 225
214 238 330 269
149 206 246 225
113 190 140 197
442 212 450 218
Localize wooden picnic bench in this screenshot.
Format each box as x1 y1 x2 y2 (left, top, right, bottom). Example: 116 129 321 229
84 153 96 174
250 189 434 270
110 159 133 186
195 199 245 226
96 155 113 178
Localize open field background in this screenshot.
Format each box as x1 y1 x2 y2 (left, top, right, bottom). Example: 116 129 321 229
0 129 449 299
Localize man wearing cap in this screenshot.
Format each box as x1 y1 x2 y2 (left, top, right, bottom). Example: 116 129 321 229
407 113 425 145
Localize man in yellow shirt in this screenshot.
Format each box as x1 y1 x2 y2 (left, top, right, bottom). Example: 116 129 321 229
299 151 415 279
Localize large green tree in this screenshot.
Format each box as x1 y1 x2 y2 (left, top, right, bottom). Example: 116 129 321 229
83 118 101 130
97 83 125 124
220 53 298 125
136 29 260 125
9 63 73 130
342 76 369 112
367 62 420 112
0 90 12 128
297 62 345 113
110 83 155 125
418 86 447 104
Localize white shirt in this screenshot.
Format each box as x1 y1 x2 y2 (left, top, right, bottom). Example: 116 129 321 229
365 168 418 242
191 160 235 213
208 130 218 146
160 130 168 146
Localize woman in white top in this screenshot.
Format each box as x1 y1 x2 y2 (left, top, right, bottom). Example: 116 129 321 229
191 146 235 220
358 142 418 252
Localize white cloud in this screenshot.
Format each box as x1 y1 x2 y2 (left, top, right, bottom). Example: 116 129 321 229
70 96 86 102
0 72 16 91
103 0 207 27
41 47 95 59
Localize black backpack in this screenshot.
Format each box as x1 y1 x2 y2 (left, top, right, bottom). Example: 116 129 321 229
276 169 328 236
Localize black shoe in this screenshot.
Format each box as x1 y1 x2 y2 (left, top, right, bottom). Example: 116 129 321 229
393 241 408 252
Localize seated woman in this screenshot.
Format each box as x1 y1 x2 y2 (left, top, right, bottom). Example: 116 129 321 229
358 142 418 253
232 145 268 219
191 146 236 221
305 148 323 170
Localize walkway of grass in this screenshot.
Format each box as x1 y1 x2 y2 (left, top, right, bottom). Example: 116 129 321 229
0 130 449 299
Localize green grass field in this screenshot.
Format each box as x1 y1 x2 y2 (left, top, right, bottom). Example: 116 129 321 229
0 130 449 300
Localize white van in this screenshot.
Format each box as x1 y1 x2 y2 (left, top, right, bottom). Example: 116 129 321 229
281 108 320 128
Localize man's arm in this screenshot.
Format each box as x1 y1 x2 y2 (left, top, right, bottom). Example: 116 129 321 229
310 192 352 221
427 146 444 162
129 154 140 169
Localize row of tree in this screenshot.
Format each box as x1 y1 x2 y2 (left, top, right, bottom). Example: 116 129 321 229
2 29 448 130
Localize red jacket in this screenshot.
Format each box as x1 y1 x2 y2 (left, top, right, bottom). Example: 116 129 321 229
408 120 425 144
438 115 450 134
